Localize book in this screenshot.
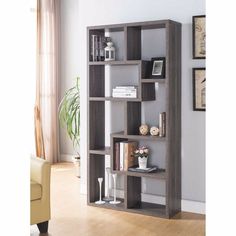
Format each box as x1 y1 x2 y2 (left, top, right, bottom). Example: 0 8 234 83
128 166 159 173
123 141 138 171
119 142 124 171
112 88 137 93
114 142 120 170
115 86 136 89
112 92 137 98
159 112 166 137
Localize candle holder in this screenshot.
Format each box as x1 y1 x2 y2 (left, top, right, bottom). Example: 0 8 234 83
95 177 105 205
109 174 121 204
103 167 113 201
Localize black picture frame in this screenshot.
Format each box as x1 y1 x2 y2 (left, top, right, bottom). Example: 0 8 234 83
192 15 206 59
151 57 165 78
193 68 206 111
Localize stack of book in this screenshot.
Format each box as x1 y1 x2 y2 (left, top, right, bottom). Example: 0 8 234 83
112 86 137 98
114 141 138 171
159 112 166 137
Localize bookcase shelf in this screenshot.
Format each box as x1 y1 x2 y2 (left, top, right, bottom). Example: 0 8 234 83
141 78 166 83
127 202 166 218
89 97 141 102
88 199 125 211
112 131 166 141
89 147 111 155
111 170 166 180
87 19 181 219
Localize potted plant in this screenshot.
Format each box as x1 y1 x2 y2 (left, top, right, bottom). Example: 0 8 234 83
134 146 149 169
59 77 80 177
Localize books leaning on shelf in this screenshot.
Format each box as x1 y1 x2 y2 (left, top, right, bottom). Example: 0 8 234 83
159 112 166 137
114 141 138 171
112 86 137 98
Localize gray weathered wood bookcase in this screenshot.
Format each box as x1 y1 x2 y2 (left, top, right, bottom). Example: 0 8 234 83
87 20 181 218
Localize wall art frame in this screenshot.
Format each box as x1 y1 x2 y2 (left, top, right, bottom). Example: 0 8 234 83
193 68 206 111
192 15 206 59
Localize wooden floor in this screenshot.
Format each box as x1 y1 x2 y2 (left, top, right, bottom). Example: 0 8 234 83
30 162 205 236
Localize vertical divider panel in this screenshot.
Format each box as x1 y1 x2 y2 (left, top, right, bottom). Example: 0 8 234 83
125 102 141 135
165 21 182 218
124 26 128 61
89 65 105 97
125 176 141 208
88 155 105 203
127 26 141 60
89 101 105 150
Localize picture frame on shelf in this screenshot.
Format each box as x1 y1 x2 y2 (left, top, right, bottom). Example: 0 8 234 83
151 57 165 78
193 68 206 111
192 15 206 59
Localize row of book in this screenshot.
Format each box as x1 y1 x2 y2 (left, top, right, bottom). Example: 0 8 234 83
114 141 138 171
159 112 166 137
112 86 137 98
90 35 107 62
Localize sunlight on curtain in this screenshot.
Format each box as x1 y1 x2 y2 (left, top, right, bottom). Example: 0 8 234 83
35 0 59 163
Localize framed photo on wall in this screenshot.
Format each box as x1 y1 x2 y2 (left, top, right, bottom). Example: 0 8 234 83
192 15 206 59
193 68 206 111
151 57 165 78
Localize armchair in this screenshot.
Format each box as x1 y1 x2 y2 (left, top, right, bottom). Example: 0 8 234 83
30 157 51 233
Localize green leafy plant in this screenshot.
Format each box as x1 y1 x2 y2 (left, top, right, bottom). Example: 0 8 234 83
59 77 80 148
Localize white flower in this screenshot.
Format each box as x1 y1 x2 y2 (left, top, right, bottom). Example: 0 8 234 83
144 148 149 153
140 150 144 154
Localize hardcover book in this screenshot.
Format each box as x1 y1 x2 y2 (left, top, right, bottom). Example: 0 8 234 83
159 112 166 137
114 142 120 171
123 141 138 171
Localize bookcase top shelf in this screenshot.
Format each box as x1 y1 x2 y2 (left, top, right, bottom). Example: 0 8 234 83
87 19 181 30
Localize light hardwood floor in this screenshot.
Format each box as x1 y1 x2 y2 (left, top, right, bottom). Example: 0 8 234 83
30 162 205 236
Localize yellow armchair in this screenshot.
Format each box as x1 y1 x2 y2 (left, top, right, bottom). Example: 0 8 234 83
30 157 51 233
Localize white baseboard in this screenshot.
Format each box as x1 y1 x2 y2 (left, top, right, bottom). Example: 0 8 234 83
115 189 205 214
80 182 87 195
60 154 74 162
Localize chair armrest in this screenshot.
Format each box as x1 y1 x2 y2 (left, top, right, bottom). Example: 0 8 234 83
30 157 51 202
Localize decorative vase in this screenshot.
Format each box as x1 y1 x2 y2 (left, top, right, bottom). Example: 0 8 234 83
109 174 121 204
95 178 105 205
138 156 148 169
103 167 113 201
72 156 80 177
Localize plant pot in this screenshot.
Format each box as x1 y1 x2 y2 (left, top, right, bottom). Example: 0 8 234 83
72 156 80 177
138 156 148 169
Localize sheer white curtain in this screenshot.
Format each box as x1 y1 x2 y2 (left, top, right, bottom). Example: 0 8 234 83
35 0 60 163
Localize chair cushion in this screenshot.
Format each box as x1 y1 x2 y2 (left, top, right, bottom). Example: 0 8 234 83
31 180 42 201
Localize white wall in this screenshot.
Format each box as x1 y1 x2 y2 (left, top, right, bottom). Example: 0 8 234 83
60 0 205 206
59 0 80 159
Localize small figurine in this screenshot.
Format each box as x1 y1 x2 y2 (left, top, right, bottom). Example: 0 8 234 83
139 124 149 135
150 126 159 136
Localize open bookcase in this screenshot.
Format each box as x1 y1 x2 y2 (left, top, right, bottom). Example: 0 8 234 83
87 20 181 218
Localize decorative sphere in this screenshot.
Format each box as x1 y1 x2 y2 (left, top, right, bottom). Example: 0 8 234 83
139 124 149 135
150 126 159 136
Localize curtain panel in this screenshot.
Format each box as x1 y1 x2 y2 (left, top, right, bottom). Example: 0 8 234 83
35 0 60 163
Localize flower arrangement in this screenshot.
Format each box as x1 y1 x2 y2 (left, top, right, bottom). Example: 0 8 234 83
134 146 149 158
